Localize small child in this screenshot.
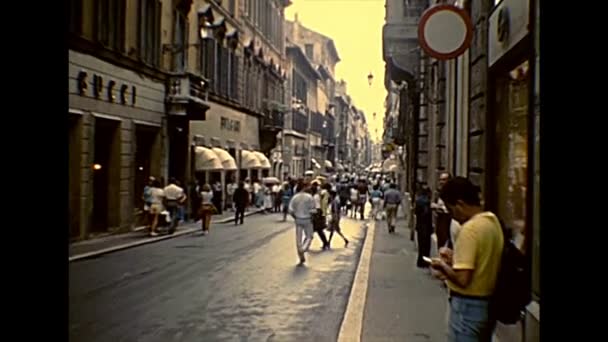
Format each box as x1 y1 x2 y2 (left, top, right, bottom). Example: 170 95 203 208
328 190 349 247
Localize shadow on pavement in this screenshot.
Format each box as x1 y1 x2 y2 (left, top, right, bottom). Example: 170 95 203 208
291 265 310 277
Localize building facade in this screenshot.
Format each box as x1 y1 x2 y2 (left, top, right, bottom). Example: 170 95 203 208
68 0 175 240
382 0 540 341
68 0 292 240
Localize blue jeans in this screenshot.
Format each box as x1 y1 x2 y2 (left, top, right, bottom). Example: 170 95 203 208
178 206 185 221
448 295 496 342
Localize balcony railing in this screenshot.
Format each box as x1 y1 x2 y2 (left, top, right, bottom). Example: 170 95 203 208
261 110 284 130
292 110 309 134
324 115 336 146
310 111 325 135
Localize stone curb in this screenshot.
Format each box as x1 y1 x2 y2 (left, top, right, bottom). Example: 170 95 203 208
337 220 375 342
69 208 265 262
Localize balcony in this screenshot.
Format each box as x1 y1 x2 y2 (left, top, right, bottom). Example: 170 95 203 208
323 115 336 147
310 111 325 135
166 72 211 121
259 100 287 154
292 110 309 135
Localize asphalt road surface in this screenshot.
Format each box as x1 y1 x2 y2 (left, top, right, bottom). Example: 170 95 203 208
69 213 367 342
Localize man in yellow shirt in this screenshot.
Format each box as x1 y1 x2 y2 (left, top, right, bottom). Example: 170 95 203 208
431 177 504 342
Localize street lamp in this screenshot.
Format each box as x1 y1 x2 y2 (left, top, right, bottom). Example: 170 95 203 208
367 72 374 87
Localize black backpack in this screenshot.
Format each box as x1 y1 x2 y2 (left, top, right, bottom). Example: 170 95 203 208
492 219 532 324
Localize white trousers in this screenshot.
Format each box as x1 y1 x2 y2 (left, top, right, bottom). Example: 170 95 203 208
295 220 314 255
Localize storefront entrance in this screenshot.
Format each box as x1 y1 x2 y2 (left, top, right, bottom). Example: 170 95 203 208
491 60 530 252
68 114 82 240
92 117 121 233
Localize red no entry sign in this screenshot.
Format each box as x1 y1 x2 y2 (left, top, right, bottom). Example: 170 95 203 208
418 4 473 60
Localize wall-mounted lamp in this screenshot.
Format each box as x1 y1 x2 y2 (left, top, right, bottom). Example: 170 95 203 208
93 164 102 170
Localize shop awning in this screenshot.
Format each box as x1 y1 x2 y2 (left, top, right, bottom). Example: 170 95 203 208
324 160 333 168
336 163 345 171
382 158 399 173
195 146 223 171
252 151 271 169
211 147 237 171
241 150 262 169
311 158 321 170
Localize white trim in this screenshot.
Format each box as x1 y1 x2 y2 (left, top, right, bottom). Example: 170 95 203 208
283 129 307 139
337 221 376 342
133 119 161 127
69 109 86 115
92 112 123 122
526 300 540 321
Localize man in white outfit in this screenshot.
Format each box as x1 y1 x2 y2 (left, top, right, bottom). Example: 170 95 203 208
288 181 316 265
163 177 187 234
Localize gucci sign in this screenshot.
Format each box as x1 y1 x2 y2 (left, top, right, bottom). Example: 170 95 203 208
76 70 137 106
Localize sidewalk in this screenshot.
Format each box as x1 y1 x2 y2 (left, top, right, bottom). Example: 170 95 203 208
360 218 449 342
69 208 265 261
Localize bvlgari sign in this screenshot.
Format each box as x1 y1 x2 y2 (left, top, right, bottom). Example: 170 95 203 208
488 0 530 67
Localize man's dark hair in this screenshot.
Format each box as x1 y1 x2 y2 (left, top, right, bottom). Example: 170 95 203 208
389 183 397 189
238 181 244 189
169 177 177 185
296 179 306 192
439 176 481 206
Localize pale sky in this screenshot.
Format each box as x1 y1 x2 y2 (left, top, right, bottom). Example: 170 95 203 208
285 0 386 142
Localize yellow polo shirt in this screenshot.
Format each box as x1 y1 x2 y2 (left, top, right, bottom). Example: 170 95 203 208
447 212 504 297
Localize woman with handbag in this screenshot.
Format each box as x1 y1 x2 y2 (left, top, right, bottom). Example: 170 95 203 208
198 184 217 235
310 182 330 250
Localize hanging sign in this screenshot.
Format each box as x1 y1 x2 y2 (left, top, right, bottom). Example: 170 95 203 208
418 4 473 60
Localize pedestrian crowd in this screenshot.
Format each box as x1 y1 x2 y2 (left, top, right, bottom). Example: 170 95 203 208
140 170 530 342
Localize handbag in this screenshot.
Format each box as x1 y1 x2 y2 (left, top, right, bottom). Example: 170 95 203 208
312 211 327 230
198 203 218 218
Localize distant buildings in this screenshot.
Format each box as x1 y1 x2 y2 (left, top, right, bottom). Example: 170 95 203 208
283 15 371 176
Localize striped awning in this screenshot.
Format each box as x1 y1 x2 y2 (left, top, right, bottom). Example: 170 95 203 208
195 146 223 171
211 147 237 171
241 150 262 169
252 151 271 169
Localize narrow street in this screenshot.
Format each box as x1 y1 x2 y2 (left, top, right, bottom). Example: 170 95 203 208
69 213 367 342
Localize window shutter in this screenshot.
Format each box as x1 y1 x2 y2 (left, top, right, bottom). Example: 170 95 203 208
154 0 161 66
220 47 229 97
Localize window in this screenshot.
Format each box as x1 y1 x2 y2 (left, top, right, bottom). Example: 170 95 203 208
173 9 188 72
138 0 161 67
95 0 125 52
228 0 236 14
68 0 82 35
228 51 240 102
201 38 216 84
493 61 530 254
217 43 228 96
245 0 251 16
305 44 314 60
293 72 307 104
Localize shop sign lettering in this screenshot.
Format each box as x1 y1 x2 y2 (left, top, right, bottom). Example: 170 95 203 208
76 70 137 106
